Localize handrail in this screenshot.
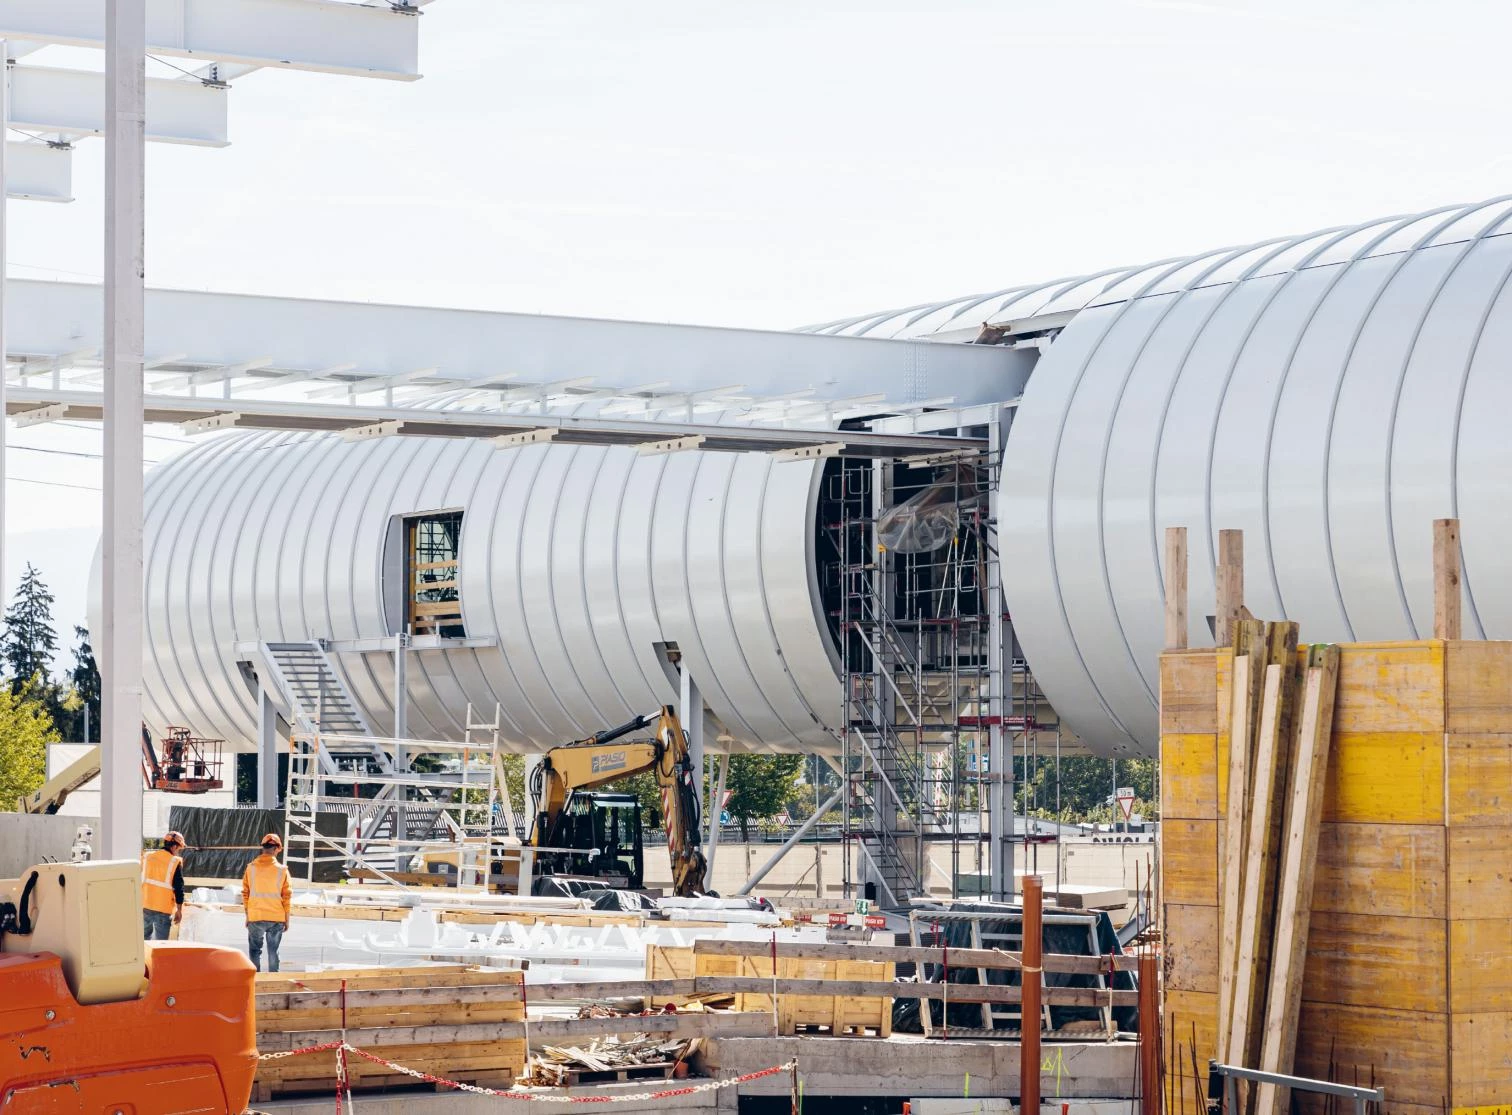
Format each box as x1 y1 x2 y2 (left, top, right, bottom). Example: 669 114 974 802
1209 1060 1383 1115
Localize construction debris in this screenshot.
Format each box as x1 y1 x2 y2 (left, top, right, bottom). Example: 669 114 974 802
526 1036 695 1086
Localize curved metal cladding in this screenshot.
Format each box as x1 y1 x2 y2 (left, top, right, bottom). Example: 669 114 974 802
117 427 842 755
1000 195 1512 756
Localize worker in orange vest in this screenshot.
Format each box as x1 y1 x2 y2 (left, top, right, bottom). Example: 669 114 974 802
241 833 292 972
141 830 186 940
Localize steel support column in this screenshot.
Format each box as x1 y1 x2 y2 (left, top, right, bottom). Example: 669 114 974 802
987 414 1011 900
738 786 844 895
679 665 705 814
706 751 728 879
99 0 146 859
256 686 279 808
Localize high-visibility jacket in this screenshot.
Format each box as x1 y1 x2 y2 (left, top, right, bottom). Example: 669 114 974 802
141 849 183 914
241 854 292 923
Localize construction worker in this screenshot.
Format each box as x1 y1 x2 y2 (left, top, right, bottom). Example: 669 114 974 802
241 833 292 972
141 831 186 940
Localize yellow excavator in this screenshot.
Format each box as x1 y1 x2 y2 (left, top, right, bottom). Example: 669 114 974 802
527 705 708 897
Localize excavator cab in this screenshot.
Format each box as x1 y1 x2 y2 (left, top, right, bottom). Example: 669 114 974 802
534 791 645 889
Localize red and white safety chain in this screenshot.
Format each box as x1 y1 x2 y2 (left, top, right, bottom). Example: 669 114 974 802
258 1042 794 1104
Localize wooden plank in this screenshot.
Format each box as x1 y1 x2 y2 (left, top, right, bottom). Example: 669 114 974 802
1218 648 1255 1059
1322 731 1446 824
1445 732 1512 824
1332 642 1445 733
1256 645 1339 1115
1301 909 1447 1012
1227 659 1285 1068
1160 650 1220 735
1166 526 1189 650
1445 641 1512 734
1215 528 1244 647
256 985 524 1014
1435 518 1463 640
1160 732 1219 820
1312 822 1446 919
691 937 1143 974
254 966 520 992
1293 1001 1449 1109
1447 826 1512 918
1450 1011 1512 1110
1450 919 1512 1014
1162 903 1219 993
702 976 1137 1009
256 1009 777 1052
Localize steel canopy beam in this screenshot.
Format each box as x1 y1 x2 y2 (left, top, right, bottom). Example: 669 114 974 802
6 279 1025 409
0 0 424 81
5 386 988 458
6 141 70 201
8 64 229 146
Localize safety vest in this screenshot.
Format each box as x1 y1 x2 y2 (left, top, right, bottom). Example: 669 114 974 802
140 849 182 914
242 855 290 922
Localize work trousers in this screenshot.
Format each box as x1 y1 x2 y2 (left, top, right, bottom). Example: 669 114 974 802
142 909 173 940
247 920 286 972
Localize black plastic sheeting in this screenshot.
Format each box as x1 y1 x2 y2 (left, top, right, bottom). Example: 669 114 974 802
893 902 1140 1035
168 806 347 883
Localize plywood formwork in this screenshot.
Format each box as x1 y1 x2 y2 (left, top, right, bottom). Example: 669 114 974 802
1159 640 1512 1115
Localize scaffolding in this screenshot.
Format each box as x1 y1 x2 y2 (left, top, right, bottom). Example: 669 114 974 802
283 727 500 886
824 414 1007 905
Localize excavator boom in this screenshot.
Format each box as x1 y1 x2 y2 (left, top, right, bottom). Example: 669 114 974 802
529 706 707 896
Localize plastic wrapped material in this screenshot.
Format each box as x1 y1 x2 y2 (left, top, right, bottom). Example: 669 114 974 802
876 468 979 553
168 806 347 883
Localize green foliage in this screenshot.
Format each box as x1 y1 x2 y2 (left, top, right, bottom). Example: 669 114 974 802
725 754 804 840
0 686 60 809
1014 753 1159 823
2 565 58 695
50 627 100 744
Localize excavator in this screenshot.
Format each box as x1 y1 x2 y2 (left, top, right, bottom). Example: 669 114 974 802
0 859 257 1113
526 705 708 897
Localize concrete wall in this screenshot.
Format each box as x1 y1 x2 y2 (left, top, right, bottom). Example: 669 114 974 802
0 812 98 876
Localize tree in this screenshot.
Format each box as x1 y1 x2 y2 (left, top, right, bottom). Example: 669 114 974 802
68 627 101 741
724 754 804 840
2 565 58 694
0 687 60 809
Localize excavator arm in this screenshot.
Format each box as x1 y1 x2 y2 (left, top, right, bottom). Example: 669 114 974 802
529 706 708 896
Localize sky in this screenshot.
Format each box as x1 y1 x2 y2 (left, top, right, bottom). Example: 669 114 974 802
7 0 1512 636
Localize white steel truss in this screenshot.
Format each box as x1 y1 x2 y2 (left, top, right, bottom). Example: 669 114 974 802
8 63 229 146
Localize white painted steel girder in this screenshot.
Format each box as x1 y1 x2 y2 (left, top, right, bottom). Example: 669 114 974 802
0 0 423 81
6 140 70 201
998 195 1512 756
6 279 1023 406
8 64 229 146
106 429 844 757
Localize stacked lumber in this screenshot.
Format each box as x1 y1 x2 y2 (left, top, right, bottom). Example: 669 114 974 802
1161 638 1512 1115
251 965 526 1100
647 944 893 1037
526 1036 693 1086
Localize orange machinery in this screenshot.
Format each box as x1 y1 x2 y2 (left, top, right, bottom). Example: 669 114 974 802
0 861 257 1114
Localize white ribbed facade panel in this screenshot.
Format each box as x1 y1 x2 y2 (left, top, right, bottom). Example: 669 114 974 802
123 429 839 755
1000 197 1512 756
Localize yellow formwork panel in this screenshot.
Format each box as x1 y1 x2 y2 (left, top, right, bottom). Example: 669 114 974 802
1451 919 1512 1014
1160 732 1219 820
1161 818 1218 906
1452 1011 1512 1111
1301 909 1447 1013
1446 734 1512 825
1332 642 1445 734
1322 731 1445 824
1312 822 1447 920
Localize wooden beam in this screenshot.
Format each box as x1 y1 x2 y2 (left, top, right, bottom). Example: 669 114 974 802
1021 874 1044 1115
1165 526 1189 650
1255 644 1340 1115
1215 529 1245 646
710 977 1137 1008
1218 649 1253 1056
1434 517 1462 640
1139 952 1161 1115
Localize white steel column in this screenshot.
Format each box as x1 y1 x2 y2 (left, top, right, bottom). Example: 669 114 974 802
256 687 279 808
100 1 146 859
678 666 705 812
987 413 1011 901
706 751 728 879
393 633 408 738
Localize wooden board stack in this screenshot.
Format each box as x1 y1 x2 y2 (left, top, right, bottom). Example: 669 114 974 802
646 944 893 1036
1161 639 1512 1115
251 965 526 1100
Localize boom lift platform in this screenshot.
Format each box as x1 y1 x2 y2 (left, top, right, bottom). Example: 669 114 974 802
17 725 224 813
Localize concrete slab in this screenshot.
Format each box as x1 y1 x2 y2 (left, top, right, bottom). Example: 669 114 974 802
700 1035 1137 1099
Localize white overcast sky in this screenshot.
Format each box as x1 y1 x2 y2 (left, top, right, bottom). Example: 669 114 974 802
7 0 1512 633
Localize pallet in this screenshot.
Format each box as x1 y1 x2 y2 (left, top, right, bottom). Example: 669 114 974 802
251 1067 521 1102
541 1062 678 1086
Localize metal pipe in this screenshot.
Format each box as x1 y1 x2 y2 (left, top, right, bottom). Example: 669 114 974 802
706 752 729 879
737 786 843 895
1020 873 1043 1115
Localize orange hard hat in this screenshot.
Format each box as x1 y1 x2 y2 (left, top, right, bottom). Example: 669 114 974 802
163 830 186 848
260 833 283 850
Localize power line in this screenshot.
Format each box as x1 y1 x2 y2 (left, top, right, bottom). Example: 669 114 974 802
9 476 101 492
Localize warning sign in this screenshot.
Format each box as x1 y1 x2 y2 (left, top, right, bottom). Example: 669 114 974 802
1115 786 1136 823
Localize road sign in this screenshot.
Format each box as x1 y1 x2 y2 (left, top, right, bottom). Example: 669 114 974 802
719 809 731 826
1115 786 1136 822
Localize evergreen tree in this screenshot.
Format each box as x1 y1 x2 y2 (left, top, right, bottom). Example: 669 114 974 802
70 627 101 732
49 626 102 744
2 565 58 694
0 687 59 809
